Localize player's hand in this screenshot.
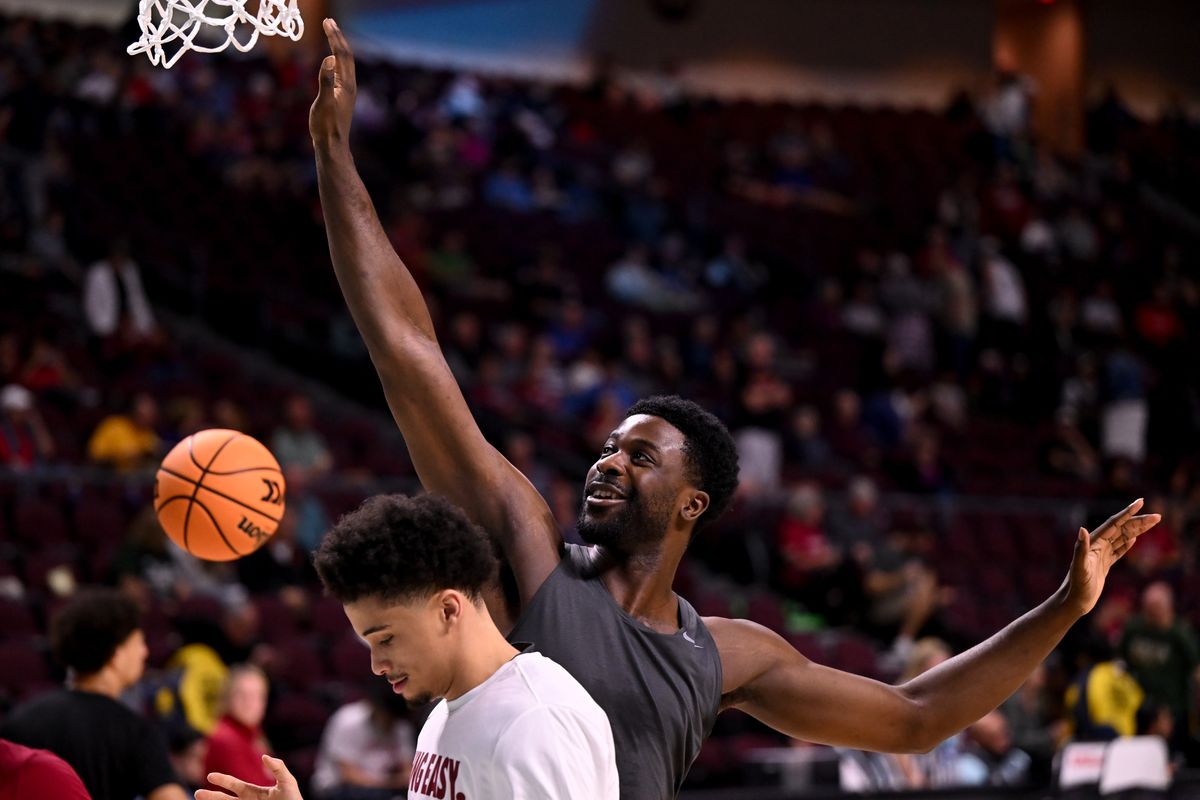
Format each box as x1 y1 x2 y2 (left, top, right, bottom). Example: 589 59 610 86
194 755 303 800
1064 498 1160 616
309 18 356 149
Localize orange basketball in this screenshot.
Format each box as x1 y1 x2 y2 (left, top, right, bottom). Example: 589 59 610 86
154 429 286 561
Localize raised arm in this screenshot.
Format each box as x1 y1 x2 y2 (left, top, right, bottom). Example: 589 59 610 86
308 19 560 613
712 499 1159 753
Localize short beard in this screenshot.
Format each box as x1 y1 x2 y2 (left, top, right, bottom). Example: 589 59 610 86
576 490 674 556
407 692 435 708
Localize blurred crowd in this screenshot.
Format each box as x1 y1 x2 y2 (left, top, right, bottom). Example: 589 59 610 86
0 10 1198 796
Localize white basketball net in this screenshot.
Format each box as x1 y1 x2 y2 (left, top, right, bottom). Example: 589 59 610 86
127 0 304 70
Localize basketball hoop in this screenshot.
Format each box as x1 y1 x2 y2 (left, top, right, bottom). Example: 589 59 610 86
127 0 304 70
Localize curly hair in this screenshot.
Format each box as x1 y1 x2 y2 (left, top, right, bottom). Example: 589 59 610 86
50 589 142 675
625 395 739 531
314 493 498 605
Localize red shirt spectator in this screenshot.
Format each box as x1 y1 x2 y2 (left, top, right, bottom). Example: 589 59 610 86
203 666 272 790
0 739 92 800
203 717 271 789
1134 293 1183 348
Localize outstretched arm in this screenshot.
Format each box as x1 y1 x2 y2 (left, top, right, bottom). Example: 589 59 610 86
309 19 560 615
712 499 1160 753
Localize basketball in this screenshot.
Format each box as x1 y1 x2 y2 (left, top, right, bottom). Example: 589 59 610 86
154 429 286 561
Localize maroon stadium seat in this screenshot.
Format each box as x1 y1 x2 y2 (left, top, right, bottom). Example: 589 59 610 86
0 640 49 691
0 597 38 639
329 633 371 683
72 498 129 546
269 637 328 691
267 693 330 750
13 499 69 545
311 595 349 640
252 594 301 644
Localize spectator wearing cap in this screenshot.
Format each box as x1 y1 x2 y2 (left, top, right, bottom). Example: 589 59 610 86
0 384 54 469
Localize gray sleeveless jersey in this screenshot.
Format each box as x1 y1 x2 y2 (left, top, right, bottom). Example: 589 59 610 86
508 543 723 800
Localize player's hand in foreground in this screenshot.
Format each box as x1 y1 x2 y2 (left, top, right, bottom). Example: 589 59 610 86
1065 497 1160 616
309 18 356 148
194 755 302 800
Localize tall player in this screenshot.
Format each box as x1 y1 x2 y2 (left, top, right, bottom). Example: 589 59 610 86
310 19 1161 800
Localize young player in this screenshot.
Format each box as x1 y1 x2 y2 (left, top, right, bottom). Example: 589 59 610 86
200 493 618 800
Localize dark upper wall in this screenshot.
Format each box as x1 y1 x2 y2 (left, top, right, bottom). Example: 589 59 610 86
1085 0 1200 115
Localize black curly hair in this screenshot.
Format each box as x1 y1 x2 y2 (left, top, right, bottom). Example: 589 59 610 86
50 589 142 675
625 395 739 531
314 493 498 605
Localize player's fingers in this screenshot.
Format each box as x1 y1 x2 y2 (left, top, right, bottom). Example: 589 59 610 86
196 792 262 800
326 19 357 85
318 55 336 90
1104 496 1142 527
1124 513 1162 537
207 772 267 797
1093 498 1145 541
1072 527 1089 557
262 754 297 786
1095 513 1159 549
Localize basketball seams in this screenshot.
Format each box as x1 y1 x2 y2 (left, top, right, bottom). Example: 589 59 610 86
158 465 284 525
189 495 246 558
196 483 284 525
180 432 241 557
187 430 280 476
159 430 283 561
202 465 284 476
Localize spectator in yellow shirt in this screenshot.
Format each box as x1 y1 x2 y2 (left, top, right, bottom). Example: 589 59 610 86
1063 637 1144 741
88 393 160 471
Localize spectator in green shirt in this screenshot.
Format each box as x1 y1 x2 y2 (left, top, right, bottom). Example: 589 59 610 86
1118 582 1200 753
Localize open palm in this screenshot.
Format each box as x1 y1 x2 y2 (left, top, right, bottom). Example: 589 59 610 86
1067 498 1161 615
194 755 303 800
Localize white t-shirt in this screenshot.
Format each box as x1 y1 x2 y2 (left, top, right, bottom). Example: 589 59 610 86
311 700 416 794
408 651 618 800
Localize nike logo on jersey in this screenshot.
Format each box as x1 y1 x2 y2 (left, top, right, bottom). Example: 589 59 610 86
682 631 703 648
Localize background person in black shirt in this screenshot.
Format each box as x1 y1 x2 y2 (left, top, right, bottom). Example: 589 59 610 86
0 589 186 800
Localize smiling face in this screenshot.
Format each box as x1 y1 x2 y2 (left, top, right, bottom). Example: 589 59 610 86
577 414 708 555
343 593 463 707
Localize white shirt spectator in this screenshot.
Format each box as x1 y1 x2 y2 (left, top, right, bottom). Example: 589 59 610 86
312 700 415 797
83 256 157 337
983 75 1034 138
408 651 618 800
983 253 1027 324
1081 291 1123 335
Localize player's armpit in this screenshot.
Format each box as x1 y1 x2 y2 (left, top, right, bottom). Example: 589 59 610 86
707 617 930 753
